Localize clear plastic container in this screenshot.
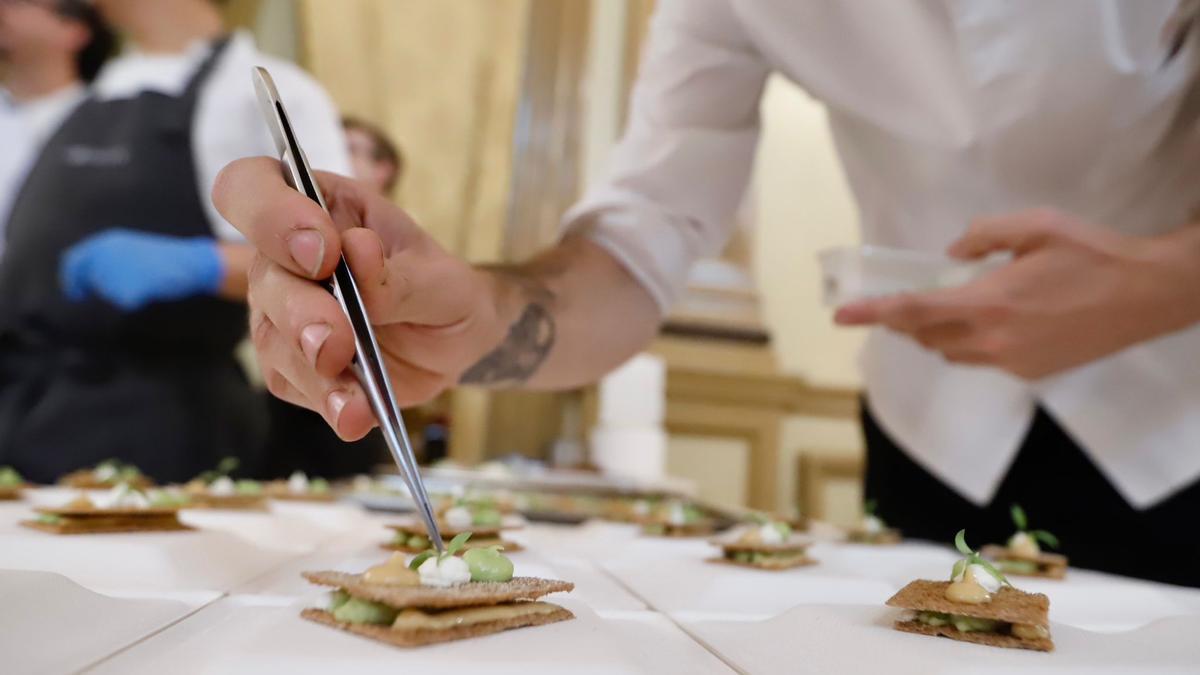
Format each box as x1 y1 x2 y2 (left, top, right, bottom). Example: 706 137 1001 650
817 245 1008 307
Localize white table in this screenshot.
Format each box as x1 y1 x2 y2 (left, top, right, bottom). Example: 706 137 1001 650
3 489 1199 675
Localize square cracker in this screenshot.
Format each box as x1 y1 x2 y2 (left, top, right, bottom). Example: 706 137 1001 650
886 580 1049 625
34 506 182 518
185 494 268 511
847 528 902 545
21 516 192 535
0 486 22 501
713 535 813 553
59 473 153 490
387 519 510 537
894 618 1053 652
981 545 1068 579
706 555 816 571
303 572 573 610
642 522 716 538
381 539 523 554
301 605 574 647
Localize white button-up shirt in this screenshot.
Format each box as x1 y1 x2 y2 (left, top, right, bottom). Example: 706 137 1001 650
0 83 86 257
90 31 351 241
565 0 1200 508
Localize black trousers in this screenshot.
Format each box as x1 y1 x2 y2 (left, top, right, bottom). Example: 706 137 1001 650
0 351 265 485
256 396 384 480
864 401 1200 588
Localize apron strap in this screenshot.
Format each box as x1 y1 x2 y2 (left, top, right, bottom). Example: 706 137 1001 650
182 35 235 102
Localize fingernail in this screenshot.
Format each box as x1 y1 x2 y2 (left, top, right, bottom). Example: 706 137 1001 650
287 230 325 277
300 323 332 366
327 390 349 427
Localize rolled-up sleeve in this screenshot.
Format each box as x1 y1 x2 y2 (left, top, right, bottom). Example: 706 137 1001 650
562 0 770 312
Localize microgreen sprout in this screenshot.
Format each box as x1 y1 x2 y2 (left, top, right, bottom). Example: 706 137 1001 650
863 499 888 527
1010 504 1059 549
408 531 473 571
198 456 240 484
746 511 771 525
952 529 1010 587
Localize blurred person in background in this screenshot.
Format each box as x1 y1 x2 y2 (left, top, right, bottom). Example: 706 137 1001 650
0 0 350 484
217 2 1200 585
343 116 402 197
0 0 115 256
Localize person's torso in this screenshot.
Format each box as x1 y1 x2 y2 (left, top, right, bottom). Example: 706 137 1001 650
0 38 246 354
0 85 87 256
737 0 1200 245
730 0 1200 507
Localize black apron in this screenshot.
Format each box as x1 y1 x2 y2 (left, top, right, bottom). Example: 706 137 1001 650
863 400 1200 588
0 38 265 484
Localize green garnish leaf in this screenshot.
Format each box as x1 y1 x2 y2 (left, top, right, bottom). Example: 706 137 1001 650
954 529 971 556
446 531 472 556
951 558 967 581
408 551 436 571
216 456 239 475
1010 504 1028 531
864 499 877 516
952 529 1011 587
681 504 704 523
1031 529 1059 549
746 511 770 525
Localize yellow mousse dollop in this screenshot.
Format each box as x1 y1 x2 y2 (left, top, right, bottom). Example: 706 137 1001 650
945 566 994 604
362 553 420 586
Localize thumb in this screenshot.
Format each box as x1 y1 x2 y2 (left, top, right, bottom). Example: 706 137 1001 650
949 211 1059 260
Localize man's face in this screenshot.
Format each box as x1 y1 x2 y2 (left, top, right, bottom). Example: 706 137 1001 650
0 0 86 64
346 127 399 196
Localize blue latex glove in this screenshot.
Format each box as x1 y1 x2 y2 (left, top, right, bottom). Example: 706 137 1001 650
60 229 225 311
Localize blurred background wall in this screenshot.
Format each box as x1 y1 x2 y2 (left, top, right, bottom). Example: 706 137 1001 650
226 0 868 524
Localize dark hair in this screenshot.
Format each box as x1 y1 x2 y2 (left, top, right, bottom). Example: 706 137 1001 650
342 116 404 192
55 0 117 83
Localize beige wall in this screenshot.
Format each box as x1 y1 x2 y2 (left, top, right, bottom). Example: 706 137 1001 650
297 0 528 264
755 75 865 390
756 75 866 519
666 77 869 518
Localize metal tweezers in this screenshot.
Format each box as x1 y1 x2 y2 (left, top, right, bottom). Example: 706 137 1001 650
252 67 445 552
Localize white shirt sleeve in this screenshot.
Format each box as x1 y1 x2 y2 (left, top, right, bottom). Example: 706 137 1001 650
194 35 352 242
561 0 770 312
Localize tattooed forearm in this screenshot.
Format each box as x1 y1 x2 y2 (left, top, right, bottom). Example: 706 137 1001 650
459 274 557 385
460 303 555 385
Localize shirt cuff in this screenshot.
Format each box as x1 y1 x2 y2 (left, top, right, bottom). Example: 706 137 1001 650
561 200 705 316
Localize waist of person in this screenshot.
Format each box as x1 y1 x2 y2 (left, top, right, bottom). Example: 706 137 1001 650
0 329 238 375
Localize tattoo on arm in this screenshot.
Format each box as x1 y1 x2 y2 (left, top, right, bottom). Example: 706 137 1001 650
459 284 556 386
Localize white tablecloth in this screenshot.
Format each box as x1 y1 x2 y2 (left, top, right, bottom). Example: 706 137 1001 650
3 491 1199 674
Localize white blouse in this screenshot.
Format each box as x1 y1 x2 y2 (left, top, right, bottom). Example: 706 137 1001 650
564 0 1200 508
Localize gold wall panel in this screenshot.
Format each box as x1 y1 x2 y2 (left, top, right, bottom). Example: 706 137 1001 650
297 0 529 262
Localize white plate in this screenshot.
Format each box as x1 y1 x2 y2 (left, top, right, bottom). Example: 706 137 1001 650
0 528 295 593
602 539 897 618
679 604 1200 675
87 596 734 675
1 570 214 675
